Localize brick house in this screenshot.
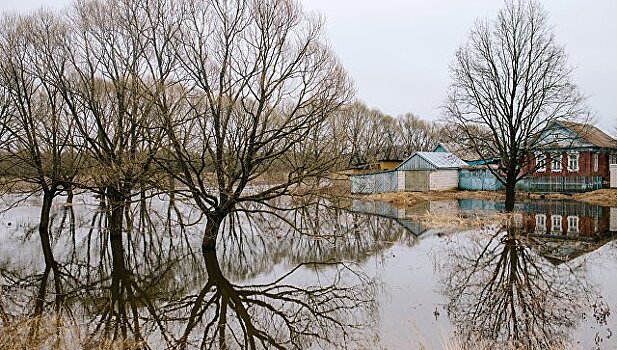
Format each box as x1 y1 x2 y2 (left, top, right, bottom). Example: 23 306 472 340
522 121 617 191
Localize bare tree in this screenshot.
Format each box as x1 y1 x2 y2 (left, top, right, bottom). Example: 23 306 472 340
0 12 84 273
45 0 172 238
338 102 407 166
444 0 587 211
396 112 439 154
159 0 352 250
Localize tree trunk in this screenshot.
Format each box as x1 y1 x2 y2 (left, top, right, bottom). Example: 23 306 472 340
108 187 125 238
39 190 57 270
109 230 129 339
203 213 226 251
504 171 517 212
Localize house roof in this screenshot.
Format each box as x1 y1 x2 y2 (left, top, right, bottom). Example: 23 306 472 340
557 121 617 148
434 142 488 161
398 151 467 170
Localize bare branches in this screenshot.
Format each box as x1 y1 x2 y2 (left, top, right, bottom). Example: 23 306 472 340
444 0 588 210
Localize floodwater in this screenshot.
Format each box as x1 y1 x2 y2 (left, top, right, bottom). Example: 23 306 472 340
1 193 617 349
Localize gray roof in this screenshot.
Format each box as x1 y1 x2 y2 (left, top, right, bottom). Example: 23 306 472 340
397 151 467 170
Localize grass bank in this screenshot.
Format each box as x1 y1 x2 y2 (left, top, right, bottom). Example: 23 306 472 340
358 188 617 208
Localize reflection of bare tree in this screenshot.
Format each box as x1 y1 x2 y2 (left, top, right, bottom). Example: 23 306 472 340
214 198 417 279
170 246 376 350
1 193 379 349
440 226 606 349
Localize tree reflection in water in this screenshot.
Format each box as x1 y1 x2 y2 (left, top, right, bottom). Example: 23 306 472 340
0 194 383 349
440 225 609 349
171 247 375 349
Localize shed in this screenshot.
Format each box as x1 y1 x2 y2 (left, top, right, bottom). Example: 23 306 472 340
397 152 467 191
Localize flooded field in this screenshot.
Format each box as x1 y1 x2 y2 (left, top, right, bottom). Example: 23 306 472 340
1 193 617 349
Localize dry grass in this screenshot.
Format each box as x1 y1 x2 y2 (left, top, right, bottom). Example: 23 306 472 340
566 188 617 206
358 188 617 208
407 211 512 230
360 190 505 208
0 315 146 350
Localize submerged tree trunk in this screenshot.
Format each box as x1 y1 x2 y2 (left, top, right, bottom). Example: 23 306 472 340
38 190 58 271
108 187 126 238
504 171 517 212
109 229 129 339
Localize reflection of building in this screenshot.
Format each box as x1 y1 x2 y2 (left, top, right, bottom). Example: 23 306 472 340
350 200 437 236
508 201 616 265
513 201 611 240
462 199 617 264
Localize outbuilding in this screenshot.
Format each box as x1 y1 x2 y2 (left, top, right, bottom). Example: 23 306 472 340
350 152 466 194
397 152 467 191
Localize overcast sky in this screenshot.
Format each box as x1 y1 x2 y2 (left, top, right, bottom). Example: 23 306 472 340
1 0 615 130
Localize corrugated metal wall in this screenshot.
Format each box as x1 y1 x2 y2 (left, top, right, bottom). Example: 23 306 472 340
350 170 399 194
459 168 504 191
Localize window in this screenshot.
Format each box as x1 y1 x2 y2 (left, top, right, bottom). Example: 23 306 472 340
513 214 523 228
536 152 546 172
611 153 617 165
568 152 579 172
551 153 562 172
567 216 579 234
535 214 546 232
551 215 562 233
593 153 599 172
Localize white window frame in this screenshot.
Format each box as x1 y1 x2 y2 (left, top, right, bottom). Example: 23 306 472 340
535 214 546 232
551 215 562 233
551 153 562 172
536 152 546 172
567 216 579 234
568 152 579 172
593 153 599 172
513 213 523 228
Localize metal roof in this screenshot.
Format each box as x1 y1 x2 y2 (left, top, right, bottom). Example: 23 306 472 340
397 151 467 170
557 121 617 149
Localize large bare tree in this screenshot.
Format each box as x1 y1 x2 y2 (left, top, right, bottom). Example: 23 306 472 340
159 0 352 250
444 0 587 211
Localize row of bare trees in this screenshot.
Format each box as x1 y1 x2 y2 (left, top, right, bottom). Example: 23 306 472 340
0 0 358 250
337 102 440 167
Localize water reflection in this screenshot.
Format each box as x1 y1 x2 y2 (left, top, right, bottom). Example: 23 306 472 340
3 194 617 349
171 247 375 349
440 225 609 349
0 194 380 349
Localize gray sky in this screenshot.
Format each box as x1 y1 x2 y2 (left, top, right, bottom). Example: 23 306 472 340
1 0 615 130
298 0 617 131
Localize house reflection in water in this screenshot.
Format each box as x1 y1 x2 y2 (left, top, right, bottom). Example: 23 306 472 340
509 201 617 264
514 201 612 239
352 198 617 264
460 199 617 264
